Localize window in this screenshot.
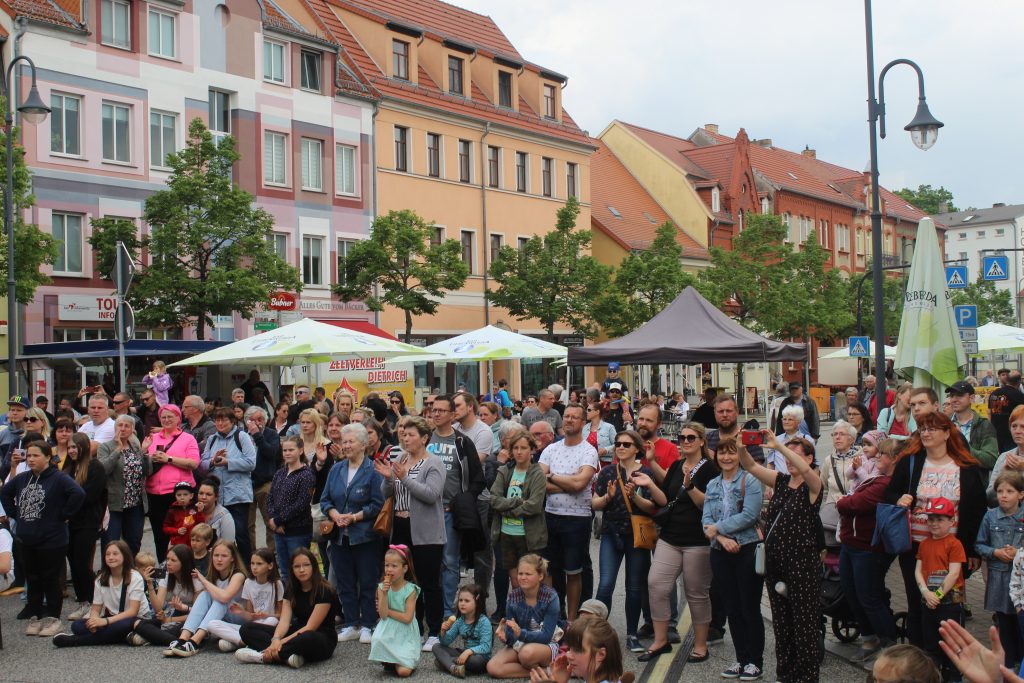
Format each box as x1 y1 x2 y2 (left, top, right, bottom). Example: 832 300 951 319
566 162 577 199
489 234 503 265
426 133 441 178
997 228 1006 236
53 213 84 273
820 220 830 249
147 10 175 58
50 94 81 156
149 111 176 167
263 131 287 185
392 40 409 80
300 50 321 91
517 236 529 251
212 315 235 342
301 139 323 191
263 40 285 83
458 139 471 183
498 71 512 108
430 226 444 247
460 231 474 272
782 213 792 242
856 228 865 255
515 152 527 192
101 0 131 48
487 145 499 188
837 225 850 252
543 84 556 119
977 230 987 239
102 102 131 163
541 157 553 197
271 233 287 260
335 144 356 195
337 239 355 285
448 56 464 95
394 126 408 172
711 187 721 213
958 251 967 262
209 90 230 137
761 197 770 214
958 232 967 240
302 236 323 286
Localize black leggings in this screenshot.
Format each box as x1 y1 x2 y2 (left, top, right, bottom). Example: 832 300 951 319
432 644 488 674
392 516 444 637
147 493 175 563
239 621 337 663
67 526 99 603
132 617 183 646
22 544 66 619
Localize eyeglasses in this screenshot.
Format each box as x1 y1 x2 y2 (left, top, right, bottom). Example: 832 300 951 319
25 417 41 423
390 400 401 405
432 408 450 414
614 441 635 448
919 426 947 434
679 434 699 443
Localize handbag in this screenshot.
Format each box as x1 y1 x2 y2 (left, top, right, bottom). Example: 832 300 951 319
755 509 783 576
872 455 915 555
819 457 847 534
652 459 707 528
616 466 658 550
374 495 394 537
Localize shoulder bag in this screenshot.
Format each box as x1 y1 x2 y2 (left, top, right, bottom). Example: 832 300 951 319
872 455 915 555
616 466 658 550
819 456 846 536
652 458 707 528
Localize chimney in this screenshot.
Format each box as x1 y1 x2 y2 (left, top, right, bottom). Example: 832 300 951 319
802 146 816 159
704 123 718 134
994 202 1006 208
938 201 948 213
753 138 772 147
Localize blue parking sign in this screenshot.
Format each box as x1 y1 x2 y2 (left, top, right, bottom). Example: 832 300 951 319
954 305 978 329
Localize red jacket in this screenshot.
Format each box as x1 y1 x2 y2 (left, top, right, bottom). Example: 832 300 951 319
836 475 891 551
868 390 896 420
162 503 205 548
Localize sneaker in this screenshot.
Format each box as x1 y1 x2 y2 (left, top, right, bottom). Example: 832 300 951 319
235 647 265 664
626 635 644 653
739 664 763 681
127 631 149 647
163 640 180 657
67 602 90 620
708 626 726 645
637 623 654 638
287 654 305 669
359 627 373 644
52 633 77 648
218 639 239 652
722 662 743 679
422 635 440 652
38 617 63 637
26 616 42 636
338 626 360 642
452 664 466 678
171 639 199 657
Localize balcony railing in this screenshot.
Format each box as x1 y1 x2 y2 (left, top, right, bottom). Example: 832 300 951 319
880 252 901 267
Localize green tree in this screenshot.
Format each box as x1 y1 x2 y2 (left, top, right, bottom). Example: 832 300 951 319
783 232 854 342
594 222 695 337
836 263 907 341
488 196 609 339
88 217 141 281
950 277 1014 325
0 98 57 303
131 118 301 338
895 184 959 215
334 209 469 342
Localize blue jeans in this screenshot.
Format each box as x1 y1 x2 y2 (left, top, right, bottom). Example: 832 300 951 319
275 531 312 585
442 511 461 617
839 545 896 643
226 503 252 562
330 536 379 629
183 590 244 636
596 527 651 636
104 505 145 556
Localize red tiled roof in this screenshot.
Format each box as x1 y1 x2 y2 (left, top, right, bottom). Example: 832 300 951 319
618 122 709 179
680 145 736 188
264 0 308 34
591 140 709 260
10 0 82 29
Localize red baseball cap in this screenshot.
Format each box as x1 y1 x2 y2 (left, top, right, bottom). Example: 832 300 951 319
925 497 956 517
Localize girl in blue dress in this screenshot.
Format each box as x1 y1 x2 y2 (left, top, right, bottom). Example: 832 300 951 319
370 544 422 677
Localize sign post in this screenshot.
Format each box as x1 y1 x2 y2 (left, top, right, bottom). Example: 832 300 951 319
954 304 979 355
112 242 136 392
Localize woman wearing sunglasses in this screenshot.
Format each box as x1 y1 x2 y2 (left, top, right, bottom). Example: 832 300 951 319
641 422 718 662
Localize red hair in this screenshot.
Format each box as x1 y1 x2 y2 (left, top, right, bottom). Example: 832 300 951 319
900 412 979 468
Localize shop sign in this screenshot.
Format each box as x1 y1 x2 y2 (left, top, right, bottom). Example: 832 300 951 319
58 294 118 321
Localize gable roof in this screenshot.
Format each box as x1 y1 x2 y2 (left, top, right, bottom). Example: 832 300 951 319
934 204 1024 228
616 122 709 179
9 0 84 30
590 141 708 260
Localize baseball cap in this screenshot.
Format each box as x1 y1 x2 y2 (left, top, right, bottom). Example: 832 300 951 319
925 497 956 517
788 381 802 390
608 362 620 371
578 599 609 620
7 395 30 408
607 383 622 393
945 381 974 396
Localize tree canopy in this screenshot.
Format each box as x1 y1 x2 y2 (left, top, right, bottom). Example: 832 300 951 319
895 184 959 215
950 277 1015 326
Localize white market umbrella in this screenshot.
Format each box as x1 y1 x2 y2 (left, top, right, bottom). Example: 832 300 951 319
822 342 897 359
977 321 1024 353
169 318 436 367
894 218 967 389
385 325 568 364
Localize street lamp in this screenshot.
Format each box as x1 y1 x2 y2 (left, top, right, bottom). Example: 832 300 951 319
3 54 51 394
864 0 942 413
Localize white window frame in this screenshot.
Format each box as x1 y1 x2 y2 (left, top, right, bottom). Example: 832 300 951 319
489 233 504 266
335 144 357 196
52 212 85 275
302 235 324 286
50 93 82 156
430 225 446 247
300 50 322 92
460 229 476 274
782 212 792 242
263 40 287 84
263 131 288 186
543 83 556 119
301 138 323 191
271 233 288 261
541 157 554 197
149 110 177 169
487 145 501 189
147 9 176 59
337 238 356 285
101 0 131 49
209 90 231 135
102 101 131 164
711 187 721 213
761 197 770 214
820 220 830 249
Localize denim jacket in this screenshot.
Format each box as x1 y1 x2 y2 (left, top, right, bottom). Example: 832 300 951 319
319 457 384 546
975 506 1024 573
701 471 763 549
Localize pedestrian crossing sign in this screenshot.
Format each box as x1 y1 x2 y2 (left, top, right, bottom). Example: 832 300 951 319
982 254 1009 281
945 265 968 289
849 336 870 357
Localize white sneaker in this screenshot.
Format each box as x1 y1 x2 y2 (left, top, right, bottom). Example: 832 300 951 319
359 627 373 644
218 638 239 652
67 602 90 620
422 635 440 652
338 626 360 642
287 654 305 669
235 647 265 664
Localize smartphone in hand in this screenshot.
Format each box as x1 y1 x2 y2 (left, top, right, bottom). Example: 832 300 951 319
740 429 763 446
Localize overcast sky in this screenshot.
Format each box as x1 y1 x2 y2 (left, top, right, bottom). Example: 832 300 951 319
456 0 1023 212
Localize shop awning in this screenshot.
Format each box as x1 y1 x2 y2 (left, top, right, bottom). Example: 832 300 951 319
17 339 229 362
315 319 399 341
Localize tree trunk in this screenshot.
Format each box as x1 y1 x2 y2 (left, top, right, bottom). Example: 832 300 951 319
404 309 413 344
736 361 745 413
196 316 206 340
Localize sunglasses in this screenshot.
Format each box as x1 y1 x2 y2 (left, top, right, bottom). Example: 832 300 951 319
614 441 636 448
25 417 41 423
679 434 700 443
390 399 401 404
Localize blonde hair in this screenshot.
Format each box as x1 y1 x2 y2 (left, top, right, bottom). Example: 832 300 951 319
518 553 548 577
24 407 51 442
874 644 940 683
134 551 157 569
298 408 326 452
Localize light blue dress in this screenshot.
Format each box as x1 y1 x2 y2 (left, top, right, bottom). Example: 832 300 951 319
369 581 422 669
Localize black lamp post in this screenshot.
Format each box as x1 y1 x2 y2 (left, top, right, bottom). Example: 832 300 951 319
864 0 943 412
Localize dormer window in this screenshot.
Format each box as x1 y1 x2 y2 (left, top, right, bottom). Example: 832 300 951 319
393 40 410 80
448 56 464 95
498 71 512 108
543 84 556 119
711 187 721 213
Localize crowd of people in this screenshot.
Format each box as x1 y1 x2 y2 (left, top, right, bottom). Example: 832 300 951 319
6 360 1024 683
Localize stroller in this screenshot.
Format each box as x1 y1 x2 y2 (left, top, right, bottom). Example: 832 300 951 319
820 547 907 644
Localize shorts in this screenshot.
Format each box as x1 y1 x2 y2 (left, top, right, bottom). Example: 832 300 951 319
500 533 531 571
543 514 591 574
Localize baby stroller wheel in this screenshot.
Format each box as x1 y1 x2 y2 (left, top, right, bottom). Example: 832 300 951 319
893 611 909 643
832 616 861 643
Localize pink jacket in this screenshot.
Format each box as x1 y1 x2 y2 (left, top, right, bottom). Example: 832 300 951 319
145 429 200 495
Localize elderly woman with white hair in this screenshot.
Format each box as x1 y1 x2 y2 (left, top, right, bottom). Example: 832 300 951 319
320 422 384 643
818 420 862 545
765 405 816 474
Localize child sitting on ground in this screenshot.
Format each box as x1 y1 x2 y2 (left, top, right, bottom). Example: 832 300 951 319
163 482 205 549
190 524 213 576
135 551 159 596
433 583 492 677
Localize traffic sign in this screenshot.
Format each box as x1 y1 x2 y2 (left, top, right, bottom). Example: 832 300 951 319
110 241 135 293
945 265 968 289
114 301 135 342
983 254 1009 281
254 321 277 331
962 341 979 354
959 328 978 342
954 305 978 329
848 336 870 357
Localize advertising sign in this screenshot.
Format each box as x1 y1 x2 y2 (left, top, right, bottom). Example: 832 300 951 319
58 294 118 321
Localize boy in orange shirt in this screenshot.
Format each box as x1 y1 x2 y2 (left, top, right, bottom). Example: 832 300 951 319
915 496 965 681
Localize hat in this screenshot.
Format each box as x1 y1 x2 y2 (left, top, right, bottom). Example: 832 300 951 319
925 497 956 517
861 430 888 448
945 381 974 396
788 381 802 390
607 362 620 371
7 395 30 408
578 599 609 620
158 403 182 420
607 383 623 393
173 481 195 494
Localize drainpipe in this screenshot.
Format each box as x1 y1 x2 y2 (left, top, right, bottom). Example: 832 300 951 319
480 122 491 392
370 101 380 328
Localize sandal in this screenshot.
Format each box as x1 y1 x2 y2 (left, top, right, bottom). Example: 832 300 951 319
687 649 709 662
